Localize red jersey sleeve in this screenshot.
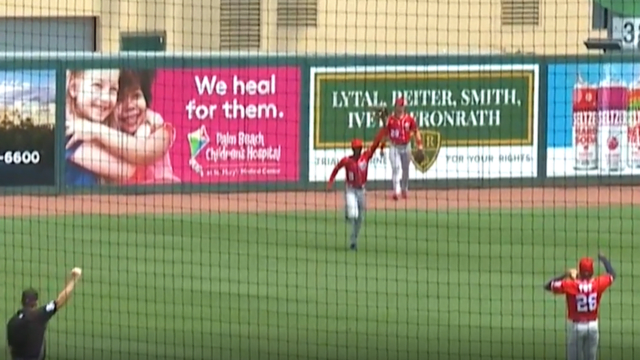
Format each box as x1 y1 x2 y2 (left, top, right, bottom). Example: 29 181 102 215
550 279 569 295
407 115 418 132
328 158 347 184
596 274 614 292
362 149 374 161
408 115 423 147
364 141 381 161
371 127 387 150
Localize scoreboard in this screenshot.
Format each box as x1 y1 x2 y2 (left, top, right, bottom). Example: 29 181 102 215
611 16 640 50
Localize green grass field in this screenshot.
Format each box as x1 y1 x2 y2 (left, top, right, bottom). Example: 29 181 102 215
0 206 639 360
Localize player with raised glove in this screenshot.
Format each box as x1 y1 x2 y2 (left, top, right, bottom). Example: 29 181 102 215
371 98 423 200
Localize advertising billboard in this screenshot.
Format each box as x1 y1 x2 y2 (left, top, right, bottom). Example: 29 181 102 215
308 64 539 181
64 67 301 186
547 62 640 177
0 70 56 186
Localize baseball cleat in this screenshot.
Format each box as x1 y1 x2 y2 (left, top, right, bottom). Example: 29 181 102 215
392 194 399 201
401 191 408 199
350 243 357 251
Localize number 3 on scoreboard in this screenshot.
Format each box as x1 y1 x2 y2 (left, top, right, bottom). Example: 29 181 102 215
576 293 597 312
622 20 640 47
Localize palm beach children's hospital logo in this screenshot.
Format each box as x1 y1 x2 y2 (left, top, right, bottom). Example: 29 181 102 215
188 125 210 176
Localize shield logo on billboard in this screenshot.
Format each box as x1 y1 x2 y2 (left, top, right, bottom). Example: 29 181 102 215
411 130 441 173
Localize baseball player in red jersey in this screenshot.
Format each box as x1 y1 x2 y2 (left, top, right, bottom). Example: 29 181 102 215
327 138 381 250
372 97 422 200
544 252 616 360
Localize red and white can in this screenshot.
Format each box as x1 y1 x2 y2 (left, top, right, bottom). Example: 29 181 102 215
627 81 640 168
572 76 598 170
597 76 628 172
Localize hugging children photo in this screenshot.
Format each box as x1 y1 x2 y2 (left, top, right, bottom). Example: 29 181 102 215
64 68 180 186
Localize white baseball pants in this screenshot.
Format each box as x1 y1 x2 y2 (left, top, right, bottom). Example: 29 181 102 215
388 143 411 195
567 320 599 360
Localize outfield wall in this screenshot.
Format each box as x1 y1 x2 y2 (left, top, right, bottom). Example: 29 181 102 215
0 52 638 195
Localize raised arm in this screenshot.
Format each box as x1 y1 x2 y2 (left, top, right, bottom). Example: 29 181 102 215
55 268 82 310
327 158 346 189
544 272 569 292
598 252 616 280
371 127 387 151
364 140 384 161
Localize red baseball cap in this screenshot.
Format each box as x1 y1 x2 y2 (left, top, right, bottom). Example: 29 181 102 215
394 97 405 107
351 138 363 148
579 257 594 274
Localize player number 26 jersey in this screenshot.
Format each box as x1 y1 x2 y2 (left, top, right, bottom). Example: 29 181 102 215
551 275 613 322
387 114 417 145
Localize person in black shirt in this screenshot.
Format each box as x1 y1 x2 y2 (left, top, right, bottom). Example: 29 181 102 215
6 267 82 360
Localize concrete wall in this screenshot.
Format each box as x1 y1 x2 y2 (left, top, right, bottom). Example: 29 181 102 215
0 0 219 52
0 0 607 54
270 0 606 55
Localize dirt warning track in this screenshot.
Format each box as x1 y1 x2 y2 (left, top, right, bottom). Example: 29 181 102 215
0 186 637 217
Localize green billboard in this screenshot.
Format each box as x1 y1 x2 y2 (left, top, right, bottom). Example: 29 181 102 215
310 65 537 149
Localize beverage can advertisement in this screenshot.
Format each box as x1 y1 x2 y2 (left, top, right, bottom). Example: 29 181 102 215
547 63 640 177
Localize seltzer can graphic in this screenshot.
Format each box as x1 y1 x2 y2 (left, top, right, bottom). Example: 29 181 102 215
628 82 640 168
597 77 628 172
572 76 598 170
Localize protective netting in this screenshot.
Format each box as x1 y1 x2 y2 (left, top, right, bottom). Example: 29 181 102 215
0 1 637 360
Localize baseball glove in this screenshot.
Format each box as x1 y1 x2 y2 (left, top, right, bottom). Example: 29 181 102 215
412 149 426 164
371 106 389 120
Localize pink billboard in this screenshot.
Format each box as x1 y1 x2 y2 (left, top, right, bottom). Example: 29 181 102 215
155 67 300 183
63 67 300 186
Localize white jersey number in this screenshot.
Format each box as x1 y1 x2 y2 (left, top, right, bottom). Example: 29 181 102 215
576 293 598 312
347 171 355 182
576 283 597 312
389 129 401 139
